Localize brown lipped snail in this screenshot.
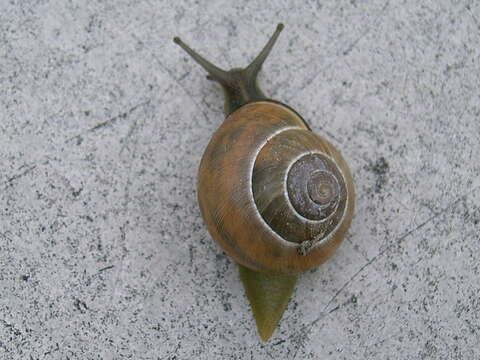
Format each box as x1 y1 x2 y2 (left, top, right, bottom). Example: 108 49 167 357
174 23 355 341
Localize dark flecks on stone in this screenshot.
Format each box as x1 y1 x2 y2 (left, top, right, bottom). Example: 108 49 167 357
350 294 357 304
370 156 389 193
72 187 83 198
372 157 389 175
73 298 88 313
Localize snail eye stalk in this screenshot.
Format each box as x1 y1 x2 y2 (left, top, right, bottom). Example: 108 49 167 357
173 36 230 84
174 24 285 116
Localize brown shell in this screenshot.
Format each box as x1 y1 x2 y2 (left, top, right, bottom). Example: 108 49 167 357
197 101 355 275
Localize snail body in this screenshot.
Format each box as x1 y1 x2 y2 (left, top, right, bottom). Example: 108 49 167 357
174 24 355 341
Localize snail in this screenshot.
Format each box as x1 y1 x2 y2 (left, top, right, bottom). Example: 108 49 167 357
174 23 355 341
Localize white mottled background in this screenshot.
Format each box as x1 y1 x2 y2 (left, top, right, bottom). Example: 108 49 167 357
1 0 479 359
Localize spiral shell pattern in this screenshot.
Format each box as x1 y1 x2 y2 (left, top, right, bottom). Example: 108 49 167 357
197 101 355 274
252 128 348 247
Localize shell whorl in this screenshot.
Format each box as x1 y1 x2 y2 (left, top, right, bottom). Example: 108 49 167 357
288 153 343 220
197 101 355 274
252 127 349 253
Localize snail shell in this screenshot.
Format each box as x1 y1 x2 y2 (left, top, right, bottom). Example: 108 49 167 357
198 101 355 275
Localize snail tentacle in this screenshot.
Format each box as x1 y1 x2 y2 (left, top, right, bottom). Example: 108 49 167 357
173 36 230 83
175 24 284 115
245 23 284 77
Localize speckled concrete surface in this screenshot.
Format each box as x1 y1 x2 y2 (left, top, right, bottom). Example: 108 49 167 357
1 1 479 359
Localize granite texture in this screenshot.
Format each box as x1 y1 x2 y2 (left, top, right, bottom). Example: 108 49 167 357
1 0 479 359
